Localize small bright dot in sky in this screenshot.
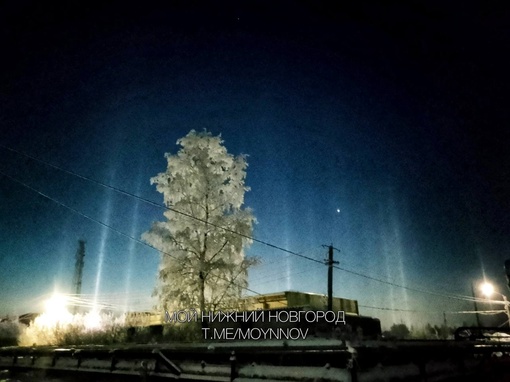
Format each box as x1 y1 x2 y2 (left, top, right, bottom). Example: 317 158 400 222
336 209 340 213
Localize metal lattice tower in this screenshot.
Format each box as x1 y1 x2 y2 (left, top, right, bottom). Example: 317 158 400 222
72 240 85 313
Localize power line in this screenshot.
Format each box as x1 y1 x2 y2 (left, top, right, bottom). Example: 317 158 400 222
0 144 164 210
446 310 506 315
0 169 262 298
248 250 325 285
0 144 323 265
0 145 484 306
359 304 505 316
251 262 324 287
358 304 425 313
332 264 477 303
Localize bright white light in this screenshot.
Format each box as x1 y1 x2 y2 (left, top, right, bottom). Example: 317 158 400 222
336 208 340 213
45 293 67 313
480 282 495 298
84 309 102 330
38 293 72 327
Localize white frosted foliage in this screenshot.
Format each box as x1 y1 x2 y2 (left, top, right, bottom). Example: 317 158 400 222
143 130 257 313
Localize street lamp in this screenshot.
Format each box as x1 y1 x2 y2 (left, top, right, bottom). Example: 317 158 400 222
480 282 495 298
478 282 510 326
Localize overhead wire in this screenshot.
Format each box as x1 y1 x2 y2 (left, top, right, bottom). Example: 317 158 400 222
332 263 478 303
250 261 324 287
0 144 486 309
358 304 425 313
0 144 322 265
359 304 508 316
0 169 263 299
248 250 325 285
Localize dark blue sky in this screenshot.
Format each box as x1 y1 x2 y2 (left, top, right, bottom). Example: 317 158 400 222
1 1 509 329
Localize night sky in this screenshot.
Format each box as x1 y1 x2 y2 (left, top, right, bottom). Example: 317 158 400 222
1 1 509 329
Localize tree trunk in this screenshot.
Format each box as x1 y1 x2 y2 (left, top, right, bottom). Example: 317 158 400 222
199 247 206 328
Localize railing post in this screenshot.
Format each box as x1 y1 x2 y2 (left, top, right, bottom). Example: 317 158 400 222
347 357 358 382
230 350 237 381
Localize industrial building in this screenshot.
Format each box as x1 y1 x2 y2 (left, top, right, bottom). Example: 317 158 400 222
241 291 359 315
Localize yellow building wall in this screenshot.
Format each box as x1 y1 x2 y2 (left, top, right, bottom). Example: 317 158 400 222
243 291 358 315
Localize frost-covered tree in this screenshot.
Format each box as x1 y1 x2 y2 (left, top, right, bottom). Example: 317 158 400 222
143 130 257 315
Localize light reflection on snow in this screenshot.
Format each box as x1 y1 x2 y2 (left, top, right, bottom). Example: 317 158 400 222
19 293 126 346
84 309 102 330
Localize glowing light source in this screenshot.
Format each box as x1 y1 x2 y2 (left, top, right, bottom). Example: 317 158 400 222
480 282 495 298
45 293 67 313
38 293 72 327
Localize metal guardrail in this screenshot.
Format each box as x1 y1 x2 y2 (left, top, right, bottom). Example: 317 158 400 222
0 342 353 381
454 326 510 341
2 339 510 381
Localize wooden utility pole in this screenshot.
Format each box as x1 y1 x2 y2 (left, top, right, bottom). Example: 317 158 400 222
471 283 481 327
324 245 339 311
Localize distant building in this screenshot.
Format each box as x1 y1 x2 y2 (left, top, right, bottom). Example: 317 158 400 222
123 291 382 338
18 313 40 326
124 291 360 327
241 291 359 315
